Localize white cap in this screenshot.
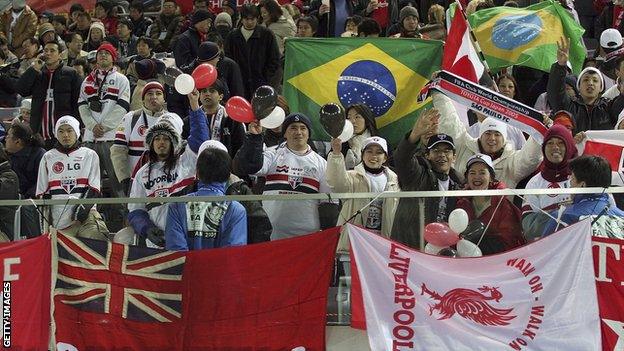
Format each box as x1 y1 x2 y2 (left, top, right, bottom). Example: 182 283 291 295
466 153 495 177
362 136 388 154
577 67 605 92
479 118 507 142
198 140 228 155
157 112 183 136
55 115 81 139
20 98 31 110
600 28 623 50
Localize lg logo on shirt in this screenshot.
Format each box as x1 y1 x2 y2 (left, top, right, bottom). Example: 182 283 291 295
52 162 82 174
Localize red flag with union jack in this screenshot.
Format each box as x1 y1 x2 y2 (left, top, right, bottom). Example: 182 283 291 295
54 227 340 350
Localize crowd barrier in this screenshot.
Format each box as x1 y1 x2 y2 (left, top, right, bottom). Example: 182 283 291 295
1 186 622 327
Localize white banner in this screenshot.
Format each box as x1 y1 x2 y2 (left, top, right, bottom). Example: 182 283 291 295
348 221 601 350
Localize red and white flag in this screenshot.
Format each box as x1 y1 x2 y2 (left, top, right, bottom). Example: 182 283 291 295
348 221 601 350
579 130 624 186
442 3 485 83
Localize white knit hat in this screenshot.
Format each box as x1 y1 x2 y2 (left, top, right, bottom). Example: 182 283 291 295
479 118 507 142
20 98 31 110
55 115 81 139
198 140 228 155
577 67 604 92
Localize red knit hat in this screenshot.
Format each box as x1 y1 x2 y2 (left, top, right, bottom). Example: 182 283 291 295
142 81 165 100
97 42 118 62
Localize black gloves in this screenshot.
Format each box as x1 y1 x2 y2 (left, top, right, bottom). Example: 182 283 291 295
146 227 165 247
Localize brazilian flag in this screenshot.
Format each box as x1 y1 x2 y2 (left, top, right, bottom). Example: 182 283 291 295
283 38 442 146
468 0 585 74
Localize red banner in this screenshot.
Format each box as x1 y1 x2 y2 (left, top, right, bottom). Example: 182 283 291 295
27 0 94 14
54 228 340 350
0 236 51 350
593 236 624 351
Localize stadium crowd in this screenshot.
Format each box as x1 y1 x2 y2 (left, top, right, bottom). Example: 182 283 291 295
0 0 623 254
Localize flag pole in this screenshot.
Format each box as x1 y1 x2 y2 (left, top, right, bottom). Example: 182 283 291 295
454 0 499 91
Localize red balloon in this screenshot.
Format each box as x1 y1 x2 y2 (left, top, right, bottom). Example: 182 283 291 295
225 96 255 123
191 63 218 90
424 222 460 247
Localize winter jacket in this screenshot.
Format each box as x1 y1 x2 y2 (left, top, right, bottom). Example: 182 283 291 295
182 105 246 159
267 15 296 55
131 16 153 38
16 64 82 140
326 152 399 252
547 62 618 133
310 0 366 37
0 6 37 57
149 13 184 52
8 145 46 198
217 55 245 100
173 27 202 72
456 181 526 254
390 136 463 249
224 26 280 100
434 92 543 189
165 182 247 251
0 161 18 239
542 193 624 237
0 71 17 107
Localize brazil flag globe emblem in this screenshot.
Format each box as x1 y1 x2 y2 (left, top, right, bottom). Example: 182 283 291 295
284 39 443 146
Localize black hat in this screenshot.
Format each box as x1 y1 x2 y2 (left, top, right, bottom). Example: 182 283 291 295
197 42 220 62
426 133 455 150
204 79 226 94
283 113 312 133
135 58 165 80
191 9 214 26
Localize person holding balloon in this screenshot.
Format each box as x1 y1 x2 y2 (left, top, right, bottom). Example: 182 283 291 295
455 154 526 255
326 135 399 252
181 79 245 159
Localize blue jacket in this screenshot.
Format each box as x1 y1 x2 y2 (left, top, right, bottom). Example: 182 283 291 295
542 193 624 237
165 182 247 251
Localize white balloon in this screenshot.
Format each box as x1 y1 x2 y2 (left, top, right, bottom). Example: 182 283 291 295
448 208 469 233
456 239 482 257
260 106 285 129
424 243 445 255
337 120 354 142
174 73 195 95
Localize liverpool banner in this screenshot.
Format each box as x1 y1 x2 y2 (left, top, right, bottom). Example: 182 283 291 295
283 38 442 146
593 236 624 351
348 221 601 350
0 236 51 350
54 228 340 350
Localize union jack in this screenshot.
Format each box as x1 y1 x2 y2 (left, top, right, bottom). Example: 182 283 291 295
55 234 186 322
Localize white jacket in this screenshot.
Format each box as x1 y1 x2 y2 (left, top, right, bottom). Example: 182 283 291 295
434 92 543 189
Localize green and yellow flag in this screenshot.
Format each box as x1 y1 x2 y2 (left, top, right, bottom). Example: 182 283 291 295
468 0 585 74
283 38 442 146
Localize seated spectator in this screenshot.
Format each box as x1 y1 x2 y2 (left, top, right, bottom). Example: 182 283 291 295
114 18 138 60
69 11 91 42
548 38 618 134
391 109 463 249
125 37 155 82
435 90 542 189
11 98 31 126
357 18 381 37
17 37 39 75
0 0 37 57
341 103 379 170
165 146 247 251
129 1 153 38
84 22 107 52
52 15 70 42
148 0 183 53
542 155 624 238
456 154 526 254
327 136 399 252
0 49 18 107
61 33 88 67
5 122 45 199
0 34 19 64
127 90 209 248
67 3 85 29
38 22 66 51
0 144 18 241
233 114 331 240
522 125 577 240
35 116 109 239
296 16 318 38
94 0 118 36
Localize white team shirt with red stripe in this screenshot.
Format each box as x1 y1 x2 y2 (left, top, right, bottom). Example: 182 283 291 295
128 144 197 231
36 147 101 230
256 143 330 240
113 109 164 177
521 173 571 214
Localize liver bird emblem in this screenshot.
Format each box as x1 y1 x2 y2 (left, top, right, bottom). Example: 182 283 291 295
420 283 516 326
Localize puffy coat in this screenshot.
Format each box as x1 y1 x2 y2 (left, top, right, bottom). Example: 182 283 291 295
434 92 543 189
0 6 37 57
267 15 296 55
456 181 526 254
326 152 399 252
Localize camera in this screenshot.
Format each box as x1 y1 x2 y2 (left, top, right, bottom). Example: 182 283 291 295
90 100 103 112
